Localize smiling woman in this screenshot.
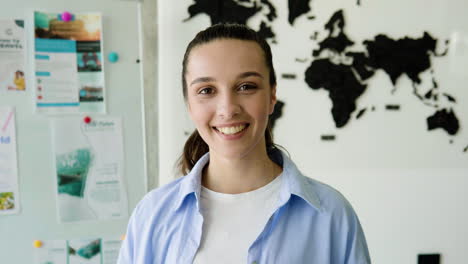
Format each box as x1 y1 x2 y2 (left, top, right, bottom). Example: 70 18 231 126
184 38 277 168
118 24 371 264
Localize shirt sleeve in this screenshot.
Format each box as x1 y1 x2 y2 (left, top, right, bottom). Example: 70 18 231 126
117 202 141 264
341 200 371 264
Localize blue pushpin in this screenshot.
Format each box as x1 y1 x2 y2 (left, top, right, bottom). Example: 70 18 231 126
108 52 119 63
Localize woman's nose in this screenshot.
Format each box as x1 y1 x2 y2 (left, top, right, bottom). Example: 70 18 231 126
217 93 241 119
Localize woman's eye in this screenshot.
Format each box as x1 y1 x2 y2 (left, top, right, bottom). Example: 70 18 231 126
198 87 213 94
238 84 257 91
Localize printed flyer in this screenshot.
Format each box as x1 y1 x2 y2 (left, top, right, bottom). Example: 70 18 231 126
0 107 20 215
34 11 105 114
51 116 127 222
33 237 122 264
0 19 26 92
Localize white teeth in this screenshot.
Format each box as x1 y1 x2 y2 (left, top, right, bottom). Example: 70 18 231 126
217 125 246 135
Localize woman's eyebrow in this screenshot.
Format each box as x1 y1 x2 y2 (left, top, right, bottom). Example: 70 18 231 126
237 71 264 79
190 76 216 86
190 72 263 86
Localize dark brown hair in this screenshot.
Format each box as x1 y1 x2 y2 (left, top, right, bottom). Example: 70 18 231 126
178 23 278 175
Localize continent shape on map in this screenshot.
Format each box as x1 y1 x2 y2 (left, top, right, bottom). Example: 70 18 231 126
305 58 367 128
304 9 460 137
288 0 312 25
427 109 459 135
313 10 354 56
186 0 261 25
184 0 277 40
269 100 285 130
305 10 366 128
287 0 362 25
363 33 436 86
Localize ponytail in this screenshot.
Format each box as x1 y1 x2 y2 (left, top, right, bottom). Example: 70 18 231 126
177 130 209 175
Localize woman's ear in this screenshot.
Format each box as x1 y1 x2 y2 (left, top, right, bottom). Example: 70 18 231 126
269 85 277 115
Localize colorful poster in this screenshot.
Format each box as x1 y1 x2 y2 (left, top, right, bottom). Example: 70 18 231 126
33 238 122 264
0 19 26 92
0 107 20 215
34 11 105 114
51 116 127 222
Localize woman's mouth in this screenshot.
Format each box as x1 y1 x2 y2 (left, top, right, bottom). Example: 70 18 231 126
214 124 249 135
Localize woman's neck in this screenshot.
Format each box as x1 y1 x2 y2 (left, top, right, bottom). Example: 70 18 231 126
202 150 283 194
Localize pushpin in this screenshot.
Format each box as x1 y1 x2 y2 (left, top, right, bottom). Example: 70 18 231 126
61 12 73 22
83 116 92 124
120 234 126 241
33 240 43 248
108 52 119 63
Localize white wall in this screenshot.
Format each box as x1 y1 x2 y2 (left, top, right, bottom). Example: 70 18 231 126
157 0 468 263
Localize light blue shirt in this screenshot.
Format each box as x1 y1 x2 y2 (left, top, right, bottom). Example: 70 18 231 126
118 150 371 264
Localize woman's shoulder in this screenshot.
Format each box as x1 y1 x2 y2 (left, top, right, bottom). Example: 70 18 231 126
298 174 358 217
131 176 186 218
280 151 357 216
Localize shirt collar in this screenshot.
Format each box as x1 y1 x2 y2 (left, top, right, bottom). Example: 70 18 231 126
172 150 321 212
172 153 209 212
275 150 321 211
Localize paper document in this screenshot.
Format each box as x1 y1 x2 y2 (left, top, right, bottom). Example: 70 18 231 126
0 19 26 92
51 116 128 222
34 11 105 113
0 107 20 215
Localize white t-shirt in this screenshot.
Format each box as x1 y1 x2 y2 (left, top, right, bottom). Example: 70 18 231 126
193 174 282 264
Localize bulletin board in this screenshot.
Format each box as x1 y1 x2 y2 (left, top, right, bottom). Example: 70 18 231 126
0 0 146 263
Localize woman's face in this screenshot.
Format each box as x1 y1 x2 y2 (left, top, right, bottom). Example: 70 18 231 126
185 39 277 160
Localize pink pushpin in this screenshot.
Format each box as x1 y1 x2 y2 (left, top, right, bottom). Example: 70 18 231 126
61 12 73 22
84 116 92 124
